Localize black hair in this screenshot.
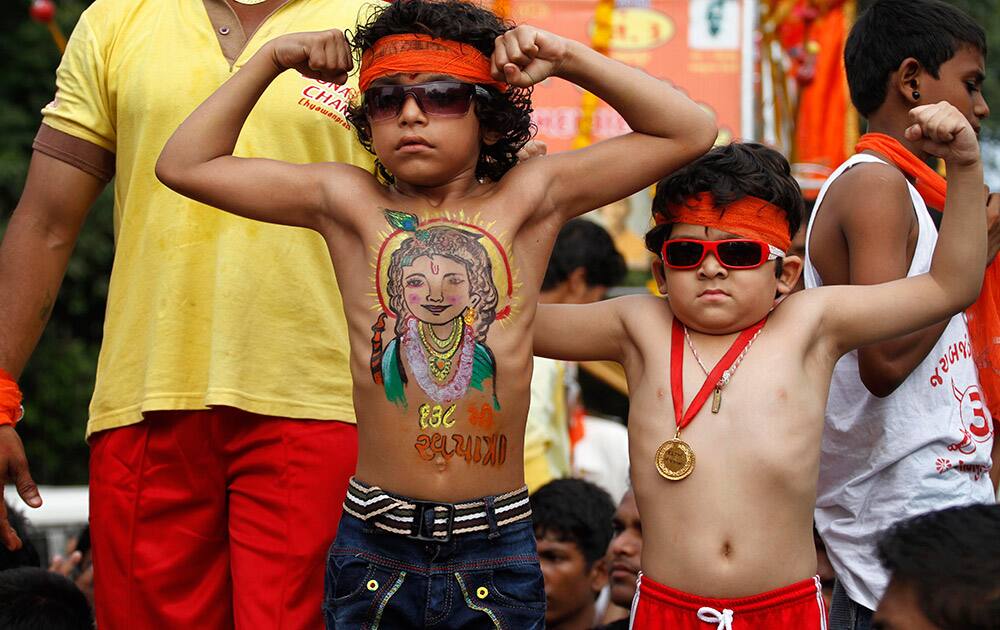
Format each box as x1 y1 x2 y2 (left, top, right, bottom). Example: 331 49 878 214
531 478 615 567
346 0 534 184
877 504 1000 629
0 502 41 571
845 0 986 117
542 219 627 291
644 143 803 266
0 567 93 630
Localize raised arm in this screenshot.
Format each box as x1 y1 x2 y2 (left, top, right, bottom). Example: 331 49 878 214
156 30 369 231
816 103 986 357
492 27 717 220
0 150 107 550
534 296 637 363
813 163 949 396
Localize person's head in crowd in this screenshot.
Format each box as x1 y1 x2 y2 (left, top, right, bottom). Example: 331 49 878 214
0 502 41 571
846 0 988 131
0 567 93 629
531 478 616 629
541 219 627 305
606 488 642 610
872 504 1000 630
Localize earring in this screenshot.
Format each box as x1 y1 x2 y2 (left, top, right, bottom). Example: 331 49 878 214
463 307 477 326
912 89 921 101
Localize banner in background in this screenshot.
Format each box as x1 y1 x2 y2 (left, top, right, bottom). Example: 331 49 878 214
506 0 749 153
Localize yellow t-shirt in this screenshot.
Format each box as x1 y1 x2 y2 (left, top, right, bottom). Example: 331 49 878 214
524 357 571 493
41 0 375 436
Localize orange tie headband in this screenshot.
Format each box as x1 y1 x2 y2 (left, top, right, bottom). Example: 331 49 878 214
655 192 792 252
358 34 508 94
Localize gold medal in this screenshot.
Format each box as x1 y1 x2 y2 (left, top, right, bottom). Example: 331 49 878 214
655 436 695 481
663 317 766 483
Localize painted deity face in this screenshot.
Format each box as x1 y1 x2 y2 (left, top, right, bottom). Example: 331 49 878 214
402 254 477 326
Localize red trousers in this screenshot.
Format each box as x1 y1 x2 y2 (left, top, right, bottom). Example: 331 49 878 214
631 573 828 629
89 408 358 630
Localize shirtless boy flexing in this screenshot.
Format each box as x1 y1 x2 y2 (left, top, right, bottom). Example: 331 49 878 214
534 103 986 628
156 0 715 626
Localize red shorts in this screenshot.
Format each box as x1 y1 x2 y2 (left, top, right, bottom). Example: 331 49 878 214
89 408 358 630
631 573 828 629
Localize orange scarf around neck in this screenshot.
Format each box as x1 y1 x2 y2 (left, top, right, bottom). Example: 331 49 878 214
856 132 1000 421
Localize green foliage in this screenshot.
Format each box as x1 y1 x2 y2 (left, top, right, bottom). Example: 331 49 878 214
1 0 108 485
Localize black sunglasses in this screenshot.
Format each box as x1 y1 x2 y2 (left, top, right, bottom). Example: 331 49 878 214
363 81 490 122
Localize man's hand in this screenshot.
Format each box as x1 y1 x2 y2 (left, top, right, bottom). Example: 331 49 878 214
0 425 41 551
491 26 568 88
904 102 980 167
268 30 352 84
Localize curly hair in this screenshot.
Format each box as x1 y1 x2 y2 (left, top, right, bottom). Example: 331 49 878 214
346 0 534 184
644 142 803 256
386 226 499 343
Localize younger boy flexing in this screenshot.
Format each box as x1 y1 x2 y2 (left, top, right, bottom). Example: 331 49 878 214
805 1 997 625
534 108 987 626
156 0 716 626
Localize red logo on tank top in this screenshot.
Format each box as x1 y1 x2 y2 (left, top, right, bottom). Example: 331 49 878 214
947 382 994 455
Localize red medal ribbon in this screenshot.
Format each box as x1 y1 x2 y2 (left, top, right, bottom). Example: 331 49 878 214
670 317 767 431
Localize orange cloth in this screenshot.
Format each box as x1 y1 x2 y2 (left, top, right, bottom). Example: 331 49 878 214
786 2 855 201
856 132 1000 418
856 133 946 208
0 368 23 427
655 192 792 252
359 34 507 93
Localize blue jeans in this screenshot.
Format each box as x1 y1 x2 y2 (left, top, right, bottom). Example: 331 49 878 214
323 512 545 629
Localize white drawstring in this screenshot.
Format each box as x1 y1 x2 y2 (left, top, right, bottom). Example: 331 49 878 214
697 606 734 629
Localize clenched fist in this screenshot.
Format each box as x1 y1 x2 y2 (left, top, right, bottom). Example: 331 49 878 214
268 29 353 84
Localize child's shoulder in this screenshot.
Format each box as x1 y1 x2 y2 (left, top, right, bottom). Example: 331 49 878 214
613 293 673 326
822 158 913 218
827 158 909 198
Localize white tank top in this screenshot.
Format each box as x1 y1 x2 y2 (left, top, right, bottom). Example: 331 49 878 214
804 153 996 611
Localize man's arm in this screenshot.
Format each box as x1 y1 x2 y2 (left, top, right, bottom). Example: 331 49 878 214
0 150 106 550
815 104 986 358
493 27 717 220
156 29 370 232
816 164 950 396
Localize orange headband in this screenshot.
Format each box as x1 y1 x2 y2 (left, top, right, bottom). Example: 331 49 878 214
655 192 791 252
359 34 508 94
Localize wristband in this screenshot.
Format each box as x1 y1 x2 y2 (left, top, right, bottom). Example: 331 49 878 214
0 368 24 428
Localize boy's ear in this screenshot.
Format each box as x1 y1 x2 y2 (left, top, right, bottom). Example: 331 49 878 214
896 57 924 104
481 129 501 146
775 255 802 299
651 256 668 296
587 557 609 595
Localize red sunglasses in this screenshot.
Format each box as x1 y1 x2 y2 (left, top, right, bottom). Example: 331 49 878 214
363 81 490 122
661 238 784 270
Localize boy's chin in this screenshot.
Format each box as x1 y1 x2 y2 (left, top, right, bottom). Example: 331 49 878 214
673 305 771 335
